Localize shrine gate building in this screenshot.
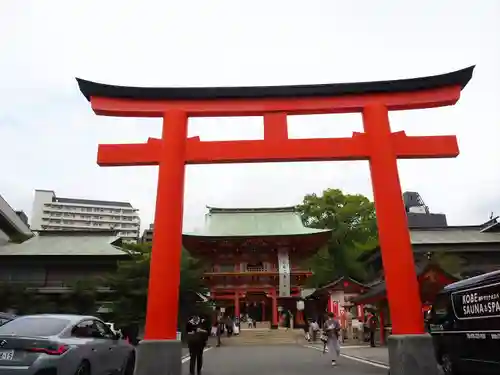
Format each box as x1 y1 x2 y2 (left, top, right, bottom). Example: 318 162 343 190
183 206 331 328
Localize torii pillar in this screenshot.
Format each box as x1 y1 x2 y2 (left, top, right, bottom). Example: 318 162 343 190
77 65 474 375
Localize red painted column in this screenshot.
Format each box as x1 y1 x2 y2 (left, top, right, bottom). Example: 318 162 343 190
327 294 333 313
296 310 304 326
363 104 424 335
262 301 266 321
144 110 188 340
271 294 278 326
235 293 240 318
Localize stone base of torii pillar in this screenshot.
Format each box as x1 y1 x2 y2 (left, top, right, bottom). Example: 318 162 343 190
387 334 439 375
134 340 182 375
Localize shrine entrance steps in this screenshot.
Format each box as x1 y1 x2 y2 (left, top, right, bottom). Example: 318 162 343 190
254 321 270 329
227 327 306 346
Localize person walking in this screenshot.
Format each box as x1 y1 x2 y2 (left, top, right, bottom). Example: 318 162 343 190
368 312 378 347
120 322 139 346
216 314 224 347
226 316 235 337
323 312 341 366
186 314 210 375
310 319 320 342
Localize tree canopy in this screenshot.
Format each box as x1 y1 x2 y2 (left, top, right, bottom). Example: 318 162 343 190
102 242 209 328
296 188 378 286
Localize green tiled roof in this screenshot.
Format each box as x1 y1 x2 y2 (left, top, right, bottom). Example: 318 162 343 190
0 231 127 256
184 206 331 237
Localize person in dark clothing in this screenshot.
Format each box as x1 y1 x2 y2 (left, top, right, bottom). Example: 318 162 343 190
120 323 139 346
186 315 210 375
368 313 378 347
216 315 224 347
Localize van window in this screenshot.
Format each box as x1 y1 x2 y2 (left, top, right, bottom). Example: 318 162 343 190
431 294 452 324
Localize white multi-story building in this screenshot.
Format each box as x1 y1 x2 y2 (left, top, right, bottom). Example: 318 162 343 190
31 190 140 242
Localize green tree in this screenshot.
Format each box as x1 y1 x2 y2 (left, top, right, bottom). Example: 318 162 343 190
104 242 209 329
0 279 100 315
0 283 55 314
426 252 465 278
297 188 378 286
58 279 100 315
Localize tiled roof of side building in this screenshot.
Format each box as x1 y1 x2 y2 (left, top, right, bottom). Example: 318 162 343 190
410 226 500 244
358 225 500 262
0 230 128 256
183 206 331 237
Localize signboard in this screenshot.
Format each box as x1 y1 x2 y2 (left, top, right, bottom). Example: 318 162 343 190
357 304 364 319
277 248 291 297
451 282 500 320
328 299 340 316
296 300 305 311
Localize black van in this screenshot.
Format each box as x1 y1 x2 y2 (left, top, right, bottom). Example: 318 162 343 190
428 269 500 374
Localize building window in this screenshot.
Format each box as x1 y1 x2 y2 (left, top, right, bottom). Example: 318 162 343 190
218 264 234 272
246 262 266 272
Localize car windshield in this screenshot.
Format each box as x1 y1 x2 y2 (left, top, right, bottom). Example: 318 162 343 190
0 317 70 337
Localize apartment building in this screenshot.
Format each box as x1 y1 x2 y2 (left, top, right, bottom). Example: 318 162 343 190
31 190 140 242
141 223 154 243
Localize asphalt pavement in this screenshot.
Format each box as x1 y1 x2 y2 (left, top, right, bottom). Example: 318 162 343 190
181 345 389 375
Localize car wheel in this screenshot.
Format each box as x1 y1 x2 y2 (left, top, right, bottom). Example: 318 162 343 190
75 361 91 375
123 353 135 375
441 353 459 375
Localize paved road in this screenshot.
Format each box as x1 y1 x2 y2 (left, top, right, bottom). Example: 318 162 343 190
305 343 389 366
182 345 389 375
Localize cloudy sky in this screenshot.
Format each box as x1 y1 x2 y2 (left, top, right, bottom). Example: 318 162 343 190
0 1 499 232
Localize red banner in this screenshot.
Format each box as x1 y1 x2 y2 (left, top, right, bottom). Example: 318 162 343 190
357 304 364 319
332 301 340 316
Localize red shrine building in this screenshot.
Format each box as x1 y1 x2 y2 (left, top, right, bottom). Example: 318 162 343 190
306 276 369 322
351 262 458 345
183 206 331 328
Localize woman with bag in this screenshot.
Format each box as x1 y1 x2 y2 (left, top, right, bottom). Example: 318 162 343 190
322 312 341 366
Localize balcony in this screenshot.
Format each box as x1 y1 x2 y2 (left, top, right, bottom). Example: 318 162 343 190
43 205 140 217
43 215 140 224
203 269 312 277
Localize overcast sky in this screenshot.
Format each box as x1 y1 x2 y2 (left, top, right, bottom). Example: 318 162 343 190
0 1 499 232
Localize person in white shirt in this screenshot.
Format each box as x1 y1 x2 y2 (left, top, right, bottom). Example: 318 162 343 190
309 320 320 342
323 313 341 366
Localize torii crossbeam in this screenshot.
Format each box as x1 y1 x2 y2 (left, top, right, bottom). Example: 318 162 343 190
77 65 474 375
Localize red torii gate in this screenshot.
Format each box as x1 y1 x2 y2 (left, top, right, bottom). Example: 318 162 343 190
77 66 474 373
